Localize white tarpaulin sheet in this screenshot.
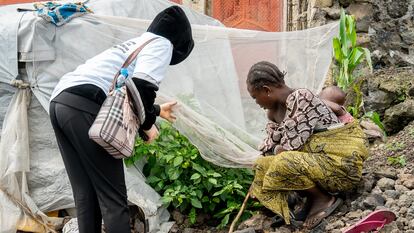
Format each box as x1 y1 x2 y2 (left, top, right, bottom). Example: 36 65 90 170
0 0 338 232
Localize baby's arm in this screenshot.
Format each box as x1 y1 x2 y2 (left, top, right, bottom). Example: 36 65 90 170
322 99 346 116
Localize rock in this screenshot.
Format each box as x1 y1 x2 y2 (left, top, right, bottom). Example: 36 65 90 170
375 205 388 211
169 224 180 233
398 194 411 207
238 213 267 230
406 190 414 199
383 190 400 199
195 213 210 225
365 68 414 115
377 178 396 191
323 7 341 19
347 3 373 19
314 0 333 8
363 87 394 115
384 99 414 134
338 0 352 7
385 198 396 208
400 174 414 189
400 25 414 45
182 228 197 233
387 0 409 18
371 186 383 195
389 50 414 67
357 32 371 47
330 230 342 233
351 197 366 209
270 226 291 233
374 168 398 180
361 119 384 140
309 8 328 27
347 3 373 32
325 220 345 231
234 228 255 233
171 210 185 225
346 210 363 219
399 217 409 226
407 204 414 218
396 218 406 229
362 209 373 216
381 221 400 232
363 194 386 209
400 207 408 215
364 129 384 142
395 184 410 192
361 176 376 192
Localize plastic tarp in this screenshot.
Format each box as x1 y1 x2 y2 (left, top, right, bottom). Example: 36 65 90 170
0 0 338 232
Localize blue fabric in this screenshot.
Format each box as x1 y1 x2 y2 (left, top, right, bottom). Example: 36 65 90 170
34 1 92 26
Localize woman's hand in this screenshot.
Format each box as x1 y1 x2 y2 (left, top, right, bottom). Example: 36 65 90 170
143 125 159 143
160 101 177 122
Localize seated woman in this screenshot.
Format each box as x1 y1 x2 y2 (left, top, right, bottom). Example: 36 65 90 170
247 61 369 229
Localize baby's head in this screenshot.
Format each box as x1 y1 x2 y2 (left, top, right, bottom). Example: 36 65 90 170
319 86 346 106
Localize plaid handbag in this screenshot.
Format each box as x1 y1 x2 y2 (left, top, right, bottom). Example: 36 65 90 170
88 38 156 158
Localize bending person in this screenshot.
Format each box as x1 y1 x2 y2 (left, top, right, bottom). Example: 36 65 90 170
49 6 194 233
247 61 368 229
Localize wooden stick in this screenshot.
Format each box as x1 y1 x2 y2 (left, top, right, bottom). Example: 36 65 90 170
0 188 57 233
228 191 251 233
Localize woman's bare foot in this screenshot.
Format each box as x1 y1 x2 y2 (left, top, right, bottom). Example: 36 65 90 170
306 195 334 218
303 196 342 229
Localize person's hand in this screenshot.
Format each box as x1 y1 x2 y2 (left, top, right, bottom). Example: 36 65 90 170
160 101 177 122
143 125 159 143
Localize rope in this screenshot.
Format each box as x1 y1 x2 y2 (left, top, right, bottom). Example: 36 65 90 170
10 79 31 89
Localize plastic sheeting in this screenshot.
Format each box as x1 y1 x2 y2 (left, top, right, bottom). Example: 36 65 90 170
0 0 338 232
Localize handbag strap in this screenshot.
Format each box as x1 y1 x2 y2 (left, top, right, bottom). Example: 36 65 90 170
109 37 157 92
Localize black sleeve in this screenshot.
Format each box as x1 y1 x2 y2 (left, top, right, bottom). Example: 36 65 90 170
132 78 160 130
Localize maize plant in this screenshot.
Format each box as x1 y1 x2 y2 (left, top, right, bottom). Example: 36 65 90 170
333 9 373 90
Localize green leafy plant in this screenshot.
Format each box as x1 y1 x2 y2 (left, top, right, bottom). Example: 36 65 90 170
125 121 260 228
333 9 372 90
386 141 406 152
387 155 406 167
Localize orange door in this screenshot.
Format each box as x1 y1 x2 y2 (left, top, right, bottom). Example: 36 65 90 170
212 0 283 32
0 0 41 5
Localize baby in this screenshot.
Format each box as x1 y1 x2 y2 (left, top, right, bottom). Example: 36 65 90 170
318 86 353 124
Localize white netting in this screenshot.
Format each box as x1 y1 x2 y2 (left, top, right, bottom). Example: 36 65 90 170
0 0 338 231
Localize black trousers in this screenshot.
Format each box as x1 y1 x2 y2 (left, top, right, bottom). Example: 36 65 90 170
49 92 130 233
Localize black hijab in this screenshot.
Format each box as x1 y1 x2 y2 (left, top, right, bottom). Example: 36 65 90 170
147 6 194 65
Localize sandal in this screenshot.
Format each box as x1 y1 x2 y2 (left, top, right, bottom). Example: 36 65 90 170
342 209 396 233
304 197 343 229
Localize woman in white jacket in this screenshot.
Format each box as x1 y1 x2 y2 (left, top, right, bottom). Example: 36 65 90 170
49 6 194 233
